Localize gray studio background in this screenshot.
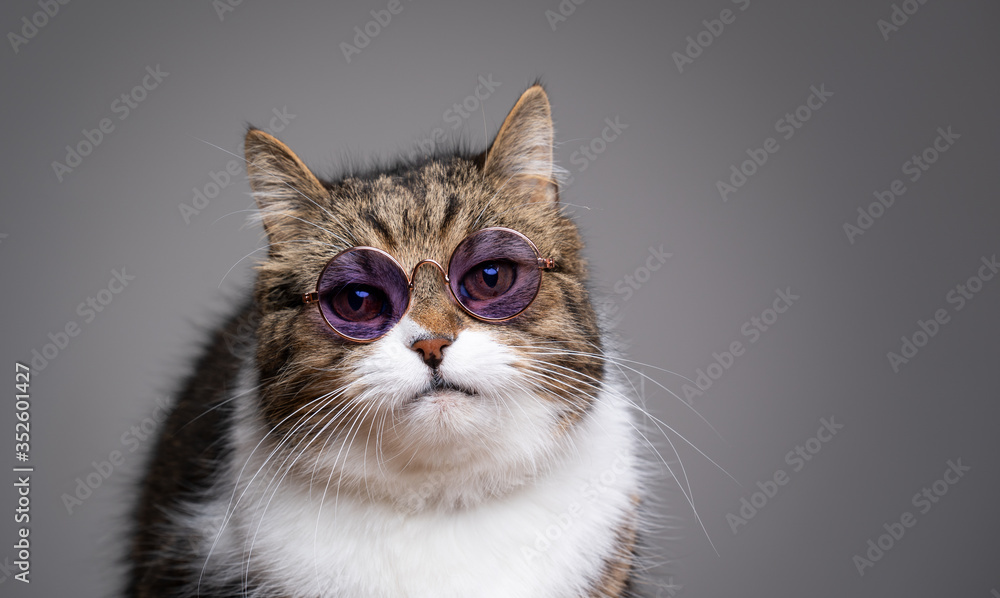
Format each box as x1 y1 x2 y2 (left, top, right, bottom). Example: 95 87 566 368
2 0 998 596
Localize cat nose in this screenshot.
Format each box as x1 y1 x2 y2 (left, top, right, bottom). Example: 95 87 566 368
410 338 451 369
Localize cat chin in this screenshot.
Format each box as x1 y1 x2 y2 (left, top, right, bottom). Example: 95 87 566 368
414 388 477 414
402 390 484 437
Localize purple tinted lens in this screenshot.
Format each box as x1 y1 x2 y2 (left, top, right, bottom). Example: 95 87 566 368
449 229 542 320
317 248 409 340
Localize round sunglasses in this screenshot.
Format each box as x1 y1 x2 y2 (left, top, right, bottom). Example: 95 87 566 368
302 227 555 342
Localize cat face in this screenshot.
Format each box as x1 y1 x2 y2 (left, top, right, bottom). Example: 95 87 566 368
243 86 604 505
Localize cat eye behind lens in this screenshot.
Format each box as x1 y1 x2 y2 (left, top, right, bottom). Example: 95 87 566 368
303 227 554 342
329 284 387 322
447 229 545 321
459 261 516 301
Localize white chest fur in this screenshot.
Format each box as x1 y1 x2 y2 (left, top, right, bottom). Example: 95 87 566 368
186 366 639 598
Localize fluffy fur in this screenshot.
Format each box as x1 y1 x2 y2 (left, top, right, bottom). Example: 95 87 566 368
128 85 648 597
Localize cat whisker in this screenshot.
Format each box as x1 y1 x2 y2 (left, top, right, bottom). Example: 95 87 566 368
517 356 735 484
238 394 350 536
239 387 369 591
515 365 721 555
200 386 350 594
317 392 385 555
490 199 591 221
179 379 266 432
208 385 356 541
216 236 350 288
472 162 529 228
293 392 380 586
246 205 355 247
514 358 729 528
509 343 722 440
212 207 352 247
192 136 359 245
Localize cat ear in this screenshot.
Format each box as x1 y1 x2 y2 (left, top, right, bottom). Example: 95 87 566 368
244 128 327 244
484 84 559 204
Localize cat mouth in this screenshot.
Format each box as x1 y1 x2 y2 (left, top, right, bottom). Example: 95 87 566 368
431 376 477 395
409 376 478 402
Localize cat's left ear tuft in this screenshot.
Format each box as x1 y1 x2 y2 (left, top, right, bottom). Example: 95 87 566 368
484 84 560 204
244 128 327 245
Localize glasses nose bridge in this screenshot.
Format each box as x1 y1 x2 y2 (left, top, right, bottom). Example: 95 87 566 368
408 259 449 288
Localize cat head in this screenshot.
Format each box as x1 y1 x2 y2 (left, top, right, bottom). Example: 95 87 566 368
243 85 605 506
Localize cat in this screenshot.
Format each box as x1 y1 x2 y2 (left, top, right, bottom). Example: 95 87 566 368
127 84 648 597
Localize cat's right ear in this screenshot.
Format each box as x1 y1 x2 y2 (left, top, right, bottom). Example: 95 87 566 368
244 128 327 245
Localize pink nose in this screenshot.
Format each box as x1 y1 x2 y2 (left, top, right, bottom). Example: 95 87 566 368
410 338 451 369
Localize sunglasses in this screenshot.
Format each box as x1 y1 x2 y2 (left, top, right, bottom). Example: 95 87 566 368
302 227 555 342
